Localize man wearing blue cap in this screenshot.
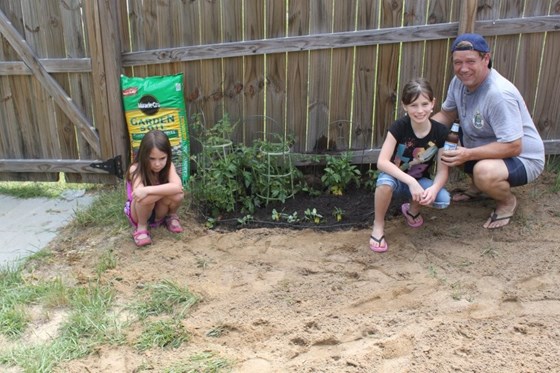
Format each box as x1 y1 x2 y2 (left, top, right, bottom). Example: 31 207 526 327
432 33 544 229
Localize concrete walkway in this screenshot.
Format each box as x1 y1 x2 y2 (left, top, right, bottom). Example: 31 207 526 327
0 190 96 268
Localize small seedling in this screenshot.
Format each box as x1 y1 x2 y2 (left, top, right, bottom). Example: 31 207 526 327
304 208 323 224
332 207 344 222
237 215 254 225
205 218 216 229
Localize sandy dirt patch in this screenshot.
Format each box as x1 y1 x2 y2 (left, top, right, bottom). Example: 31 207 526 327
11 172 560 372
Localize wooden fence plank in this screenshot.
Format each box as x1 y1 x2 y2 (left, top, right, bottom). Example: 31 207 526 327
61 1 98 183
533 9 560 139
221 0 244 144
515 0 550 114
243 0 265 145
398 0 428 118
307 0 332 152
353 0 380 150
374 0 403 146
265 0 287 141
423 0 458 113
127 0 147 77
45 0 75 163
60 0 96 182
199 0 223 130
20 1 53 162
491 0 523 81
286 1 310 152
329 0 357 151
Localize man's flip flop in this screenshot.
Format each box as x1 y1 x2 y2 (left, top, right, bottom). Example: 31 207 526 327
451 188 489 202
401 203 424 228
369 235 388 253
484 211 513 229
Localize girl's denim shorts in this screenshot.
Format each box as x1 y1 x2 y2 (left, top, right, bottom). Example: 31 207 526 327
376 172 450 209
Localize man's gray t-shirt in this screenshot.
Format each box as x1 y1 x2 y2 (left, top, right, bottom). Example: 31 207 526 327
442 69 545 182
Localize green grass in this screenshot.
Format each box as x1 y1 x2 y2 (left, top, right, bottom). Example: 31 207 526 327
71 184 128 229
0 173 101 199
135 319 189 351
0 260 212 373
0 177 230 372
132 280 200 320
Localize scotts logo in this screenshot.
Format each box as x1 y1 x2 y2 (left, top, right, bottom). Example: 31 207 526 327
138 95 160 116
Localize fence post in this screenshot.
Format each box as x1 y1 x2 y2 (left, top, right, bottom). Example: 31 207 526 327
458 0 478 34
85 0 127 166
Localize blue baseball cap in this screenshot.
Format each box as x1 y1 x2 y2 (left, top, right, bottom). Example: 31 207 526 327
451 33 492 68
451 33 490 53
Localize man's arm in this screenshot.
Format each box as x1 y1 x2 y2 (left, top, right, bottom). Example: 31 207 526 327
432 109 457 127
441 138 522 167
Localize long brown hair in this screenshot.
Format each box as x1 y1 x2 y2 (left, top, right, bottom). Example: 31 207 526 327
127 130 172 186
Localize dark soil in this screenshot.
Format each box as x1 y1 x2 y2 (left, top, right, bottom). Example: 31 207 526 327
199 185 406 232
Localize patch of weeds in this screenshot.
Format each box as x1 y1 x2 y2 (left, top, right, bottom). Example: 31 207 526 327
135 319 189 351
71 184 128 230
0 306 28 338
0 264 67 338
450 281 463 301
38 278 70 308
457 260 474 268
63 283 125 346
0 269 125 372
132 280 200 320
196 257 213 269
481 244 498 258
163 351 233 373
206 324 226 338
427 265 438 278
96 249 118 275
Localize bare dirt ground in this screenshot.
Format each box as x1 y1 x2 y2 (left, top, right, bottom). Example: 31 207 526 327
17 172 560 372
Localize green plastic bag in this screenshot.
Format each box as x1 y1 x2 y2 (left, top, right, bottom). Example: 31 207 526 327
121 73 190 185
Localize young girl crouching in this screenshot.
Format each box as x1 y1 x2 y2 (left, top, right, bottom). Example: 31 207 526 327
124 130 184 247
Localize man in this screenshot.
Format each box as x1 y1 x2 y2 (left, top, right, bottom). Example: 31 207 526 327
433 33 545 229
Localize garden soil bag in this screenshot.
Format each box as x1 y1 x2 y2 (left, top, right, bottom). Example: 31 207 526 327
121 73 190 185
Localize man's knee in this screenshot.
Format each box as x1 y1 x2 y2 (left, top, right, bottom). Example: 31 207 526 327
472 160 510 190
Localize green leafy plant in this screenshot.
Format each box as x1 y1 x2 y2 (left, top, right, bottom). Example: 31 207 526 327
237 214 254 225
364 169 380 192
321 153 361 195
251 137 299 204
332 207 344 222
271 209 300 223
192 112 237 147
304 208 323 224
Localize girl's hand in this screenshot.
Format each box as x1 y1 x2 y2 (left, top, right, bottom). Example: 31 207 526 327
419 187 436 206
408 181 425 202
133 187 149 202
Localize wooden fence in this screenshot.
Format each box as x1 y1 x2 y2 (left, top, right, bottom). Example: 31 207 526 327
0 0 559 183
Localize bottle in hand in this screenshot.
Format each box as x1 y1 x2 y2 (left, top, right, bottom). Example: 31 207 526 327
443 123 460 150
